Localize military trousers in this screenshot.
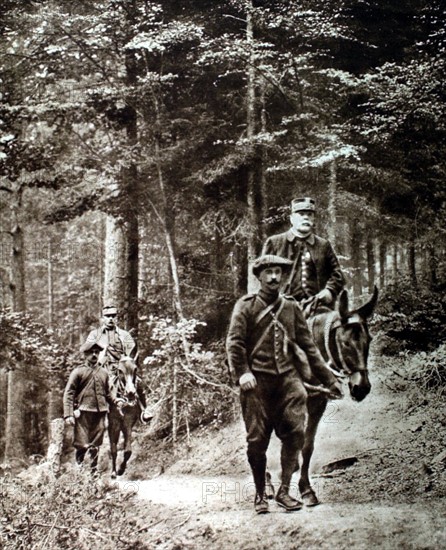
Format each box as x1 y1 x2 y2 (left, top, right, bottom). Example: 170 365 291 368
240 369 307 461
74 411 107 450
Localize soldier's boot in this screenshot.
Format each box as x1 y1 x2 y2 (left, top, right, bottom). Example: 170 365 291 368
248 454 269 514
276 444 302 512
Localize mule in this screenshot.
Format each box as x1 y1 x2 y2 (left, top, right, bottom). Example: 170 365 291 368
267 286 378 506
108 356 143 478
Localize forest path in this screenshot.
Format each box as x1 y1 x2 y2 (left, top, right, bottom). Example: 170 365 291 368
117 363 446 549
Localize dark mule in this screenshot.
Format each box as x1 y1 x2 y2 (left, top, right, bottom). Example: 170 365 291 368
266 286 378 505
298 286 378 506
108 356 142 478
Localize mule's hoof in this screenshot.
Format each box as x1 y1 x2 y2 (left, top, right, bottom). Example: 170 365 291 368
265 472 275 500
301 490 319 507
111 472 117 479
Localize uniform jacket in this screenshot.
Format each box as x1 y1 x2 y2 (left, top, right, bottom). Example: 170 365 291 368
85 326 135 360
262 230 345 298
63 364 116 418
226 292 338 387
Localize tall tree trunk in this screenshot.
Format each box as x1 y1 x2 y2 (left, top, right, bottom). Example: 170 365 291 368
379 240 387 288
10 199 26 311
408 226 417 286
149 86 185 322
124 0 140 333
47 373 64 423
246 2 262 293
327 160 337 245
427 243 437 287
350 218 362 298
47 238 54 328
103 216 127 311
4 366 26 465
0 369 7 460
366 233 375 293
392 244 398 279
4 188 27 465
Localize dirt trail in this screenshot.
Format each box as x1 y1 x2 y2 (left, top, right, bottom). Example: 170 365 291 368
118 365 446 549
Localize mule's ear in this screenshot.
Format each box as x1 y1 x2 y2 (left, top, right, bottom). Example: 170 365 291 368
357 285 379 319
338 290 349 321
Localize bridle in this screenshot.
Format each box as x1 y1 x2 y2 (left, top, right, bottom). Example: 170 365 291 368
308 310 370 378
109 358 138 407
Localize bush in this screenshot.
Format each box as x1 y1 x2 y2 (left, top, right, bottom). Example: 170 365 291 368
404 344 446 391
141 317 236 441
0 469 156 549
373 277 446 353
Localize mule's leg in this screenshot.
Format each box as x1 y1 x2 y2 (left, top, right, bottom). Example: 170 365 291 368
108 414 120 479
117 414 137 476
299 396 327 506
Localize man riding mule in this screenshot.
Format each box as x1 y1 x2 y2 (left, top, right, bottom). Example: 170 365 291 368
226 255 343 514
85 305 152 423
262 197 345 317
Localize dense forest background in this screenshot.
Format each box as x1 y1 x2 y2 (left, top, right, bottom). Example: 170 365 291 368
0 0 445 467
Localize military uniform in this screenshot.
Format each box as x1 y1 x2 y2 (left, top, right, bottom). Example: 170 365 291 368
262 230 345 302
63 341 120 467
226 255 340 513
262 197 345 309
84 325 135 361
84 324 149 410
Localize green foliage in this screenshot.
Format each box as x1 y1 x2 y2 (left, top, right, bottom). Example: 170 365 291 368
142 317 235 438
373 278 446 353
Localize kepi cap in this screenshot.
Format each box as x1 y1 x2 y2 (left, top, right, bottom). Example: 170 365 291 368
102 305 118 315
291 197 315 213
252 254 294 278
80 340 105 354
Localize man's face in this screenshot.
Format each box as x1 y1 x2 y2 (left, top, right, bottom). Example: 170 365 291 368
258 266 283 291
290 210 315 235
103 311 117 329
86 347 101 365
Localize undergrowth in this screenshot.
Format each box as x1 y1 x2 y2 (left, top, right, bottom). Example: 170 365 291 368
0 466 167 550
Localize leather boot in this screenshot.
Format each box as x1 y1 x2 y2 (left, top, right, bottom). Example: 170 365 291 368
254 493 269 514
276 441 302 511
248 454 269 513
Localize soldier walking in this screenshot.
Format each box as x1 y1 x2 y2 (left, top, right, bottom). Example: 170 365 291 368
226 255 342 514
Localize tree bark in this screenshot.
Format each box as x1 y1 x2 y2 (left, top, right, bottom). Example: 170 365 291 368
327 160 337 246
0 369 7 460
379 240 387 288
4 366 26 464
123 0 140 333
427 243 437 287
246 3 263 293
47 238 53 328
350 218 362 298
366 233 375 293
103 216 128 312
408 226 417 286
392 244 398 279
10 193 26 311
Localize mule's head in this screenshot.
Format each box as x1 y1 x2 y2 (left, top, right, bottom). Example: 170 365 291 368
116 356 138 402
336 286 378 402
